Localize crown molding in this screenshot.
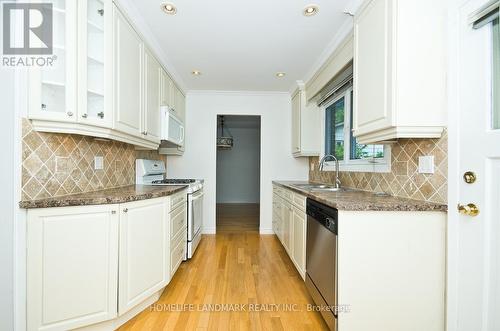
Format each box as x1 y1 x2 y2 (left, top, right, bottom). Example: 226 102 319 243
186 90 291 97
114 0 187 93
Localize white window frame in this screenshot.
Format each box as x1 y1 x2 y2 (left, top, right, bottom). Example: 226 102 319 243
320 87 391 173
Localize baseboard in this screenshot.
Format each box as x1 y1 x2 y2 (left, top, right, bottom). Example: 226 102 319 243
202 227 216 234
74 289 163 331
259 228 274 235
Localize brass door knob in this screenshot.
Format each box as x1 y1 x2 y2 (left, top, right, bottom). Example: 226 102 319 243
457 203 480 216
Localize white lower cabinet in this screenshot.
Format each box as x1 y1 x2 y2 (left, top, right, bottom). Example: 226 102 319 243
169 191 187 276
27 204 119 331
292 205 306 277
118 198 169 315
272 185 307 279
26 191 187 331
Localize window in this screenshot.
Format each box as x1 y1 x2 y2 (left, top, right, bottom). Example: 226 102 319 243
323 88 390 172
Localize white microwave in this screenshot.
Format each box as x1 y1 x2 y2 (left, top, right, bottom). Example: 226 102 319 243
160 106 184 146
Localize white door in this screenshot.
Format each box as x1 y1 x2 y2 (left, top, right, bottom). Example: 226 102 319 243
113 5 143 138
28 0 77 123
118 198 169 315
78 0 113 127
353 0 393 136
27 205 119 331
143 48 162 143
292 207 306 276
451 1 500 330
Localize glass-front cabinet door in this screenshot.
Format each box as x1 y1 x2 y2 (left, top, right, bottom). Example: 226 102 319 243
78 0 113 127
28 0 77 122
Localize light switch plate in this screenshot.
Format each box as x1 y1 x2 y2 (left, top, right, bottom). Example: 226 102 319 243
94 156 104 170
418 155 435 174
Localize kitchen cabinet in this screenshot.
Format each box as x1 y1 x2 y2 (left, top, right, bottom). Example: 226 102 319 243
26 190 188 331
28 0 78 123
272 185 307 279
118 198 169 315
291 86 320 157
169 190 187 275
143 47 162 143
292 205 306 277
27 204 119 331
28 3 186 151
353 0 446 144
113 6 143 139
78 0 113 128
161 69 173 108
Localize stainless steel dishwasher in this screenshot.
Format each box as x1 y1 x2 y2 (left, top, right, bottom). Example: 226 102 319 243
305 198 338 331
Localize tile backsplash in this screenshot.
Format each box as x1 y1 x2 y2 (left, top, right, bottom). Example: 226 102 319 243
309 131 448 204
21 118 166 200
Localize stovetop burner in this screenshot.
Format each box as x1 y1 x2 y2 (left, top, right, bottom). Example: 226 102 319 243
152 179 197 184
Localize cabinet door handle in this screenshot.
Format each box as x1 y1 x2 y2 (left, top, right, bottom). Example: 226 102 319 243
123 208 128 213
97 112 104 119
67 111 73 117
82 113 88 118
111 210 116 214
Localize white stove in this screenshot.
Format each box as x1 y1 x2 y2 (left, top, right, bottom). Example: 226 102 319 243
136 159 203 259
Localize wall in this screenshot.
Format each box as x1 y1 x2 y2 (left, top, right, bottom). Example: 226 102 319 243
21 118 167 200
309 131 448 204
167 92 309 234
1 64 15 331
216 124 261 203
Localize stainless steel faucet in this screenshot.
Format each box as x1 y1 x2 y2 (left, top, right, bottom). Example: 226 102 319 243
318 154 341 189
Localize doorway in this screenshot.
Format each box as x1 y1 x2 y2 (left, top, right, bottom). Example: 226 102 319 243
215 115 261 233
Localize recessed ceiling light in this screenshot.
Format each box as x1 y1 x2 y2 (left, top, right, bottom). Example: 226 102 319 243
161 3 177 15
276 72 286 78
303 4 319 16
191 70 202 76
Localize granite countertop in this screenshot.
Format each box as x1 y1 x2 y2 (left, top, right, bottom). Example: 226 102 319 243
19 185 188 209
273 181 447 212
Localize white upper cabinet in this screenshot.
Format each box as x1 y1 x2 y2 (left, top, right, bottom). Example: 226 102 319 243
291 86 320 157
28 0 78 123
160 69 173 108
353 0 446 144
113 7 143 138
27 205 119 331
78 0 113 128
143 48 162 143
28 2 186 151
118 198 169 315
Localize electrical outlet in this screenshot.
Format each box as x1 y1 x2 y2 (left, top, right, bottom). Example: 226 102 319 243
94 156 104 170
418 155 435 174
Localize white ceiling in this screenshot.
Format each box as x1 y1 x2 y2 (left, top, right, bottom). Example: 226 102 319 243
134 0 354 92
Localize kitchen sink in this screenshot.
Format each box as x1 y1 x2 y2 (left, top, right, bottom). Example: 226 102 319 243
291 183 352 192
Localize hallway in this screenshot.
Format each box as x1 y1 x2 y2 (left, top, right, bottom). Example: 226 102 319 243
119 208 328 330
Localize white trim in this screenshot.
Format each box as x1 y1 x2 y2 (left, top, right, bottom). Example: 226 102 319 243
114 0 187 93
202 227 216 234
319 87 391 173
187 90 290 97
298 19 354 94
446 1 462 330
259 228 274 235
30 119 159 150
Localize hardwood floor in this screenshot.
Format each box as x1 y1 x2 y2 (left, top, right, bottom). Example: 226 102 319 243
119 204 328 331
216 203 260 233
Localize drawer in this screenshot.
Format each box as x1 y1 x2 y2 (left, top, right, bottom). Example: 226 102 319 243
170 234 186 275
171 225 185 249
281 188 293 202
170 191 187 211
292 193 306 211
170 206 187 240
